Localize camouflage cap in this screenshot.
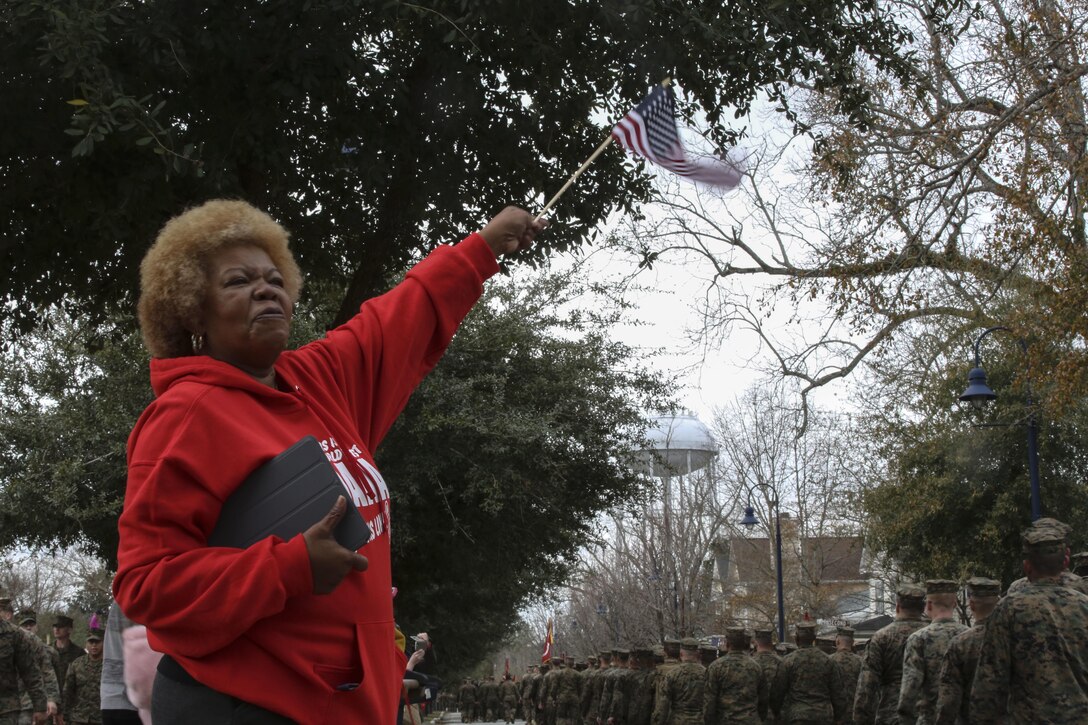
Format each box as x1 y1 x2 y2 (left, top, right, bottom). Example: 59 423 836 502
16 609 36 625
1022 518 1069 554
725 626 748 637
597 650 611 660
836 626 855 637
652 644 666 658
85 627 104 642
966 576 1001 597
633 646 655 658
925 579 959 595
753 628 774 642
1072 552 1088 574
896 583 926 606
52 615 75 628
662 637 681 655
0 598 12 612
1034 517 1072 537
612 647 630 657
795 622 817 634
679 637 700 651
587 655 599 664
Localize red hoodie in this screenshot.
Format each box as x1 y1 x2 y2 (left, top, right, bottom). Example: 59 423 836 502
114 233 498 724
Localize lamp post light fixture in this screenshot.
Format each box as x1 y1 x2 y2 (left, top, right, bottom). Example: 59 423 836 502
739 492 786 643
958 326 1042 521
595 602 619 647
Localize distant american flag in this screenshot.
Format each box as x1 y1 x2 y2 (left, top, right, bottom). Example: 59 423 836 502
612 84 745 189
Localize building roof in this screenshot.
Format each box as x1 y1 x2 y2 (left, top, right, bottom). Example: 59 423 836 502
851 614 895 638
725 535 866 584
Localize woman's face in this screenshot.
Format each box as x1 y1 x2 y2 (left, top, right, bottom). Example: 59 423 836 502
198 245 293 376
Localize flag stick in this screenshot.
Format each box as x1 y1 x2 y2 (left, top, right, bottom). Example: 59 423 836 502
533 134 614 222
533 77 672 222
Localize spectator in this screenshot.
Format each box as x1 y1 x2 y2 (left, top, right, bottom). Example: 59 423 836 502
113 200 543 723
100 601 144 725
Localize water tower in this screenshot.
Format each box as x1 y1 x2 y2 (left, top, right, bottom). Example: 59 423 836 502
638 411 718 637
642 410 718 477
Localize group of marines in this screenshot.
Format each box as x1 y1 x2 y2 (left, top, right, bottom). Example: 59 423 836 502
455 515 1088 723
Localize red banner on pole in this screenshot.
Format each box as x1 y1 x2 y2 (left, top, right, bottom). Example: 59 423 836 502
542 617 554 663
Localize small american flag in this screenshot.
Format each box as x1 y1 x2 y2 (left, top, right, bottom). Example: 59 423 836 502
612 84 745 189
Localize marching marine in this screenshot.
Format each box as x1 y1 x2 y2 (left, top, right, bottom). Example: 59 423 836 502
897 580 968 724
703 626 767 725
651 638 704 725
772 622 846 724
933 577 1000 725
853 584 927 724
829 627 862 725
971 519 1088 722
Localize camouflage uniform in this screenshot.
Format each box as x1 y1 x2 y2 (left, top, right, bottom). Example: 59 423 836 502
500 677 520 723
829 651 862 725
0 619 46 724
15 625 59 725
625 656 658 725
524 670 541 724
897 582 968 725
648 642 681 724
480 677 502 722
971 580 1088 721
605 664 640 724
63 654 102 725
897 619 967 724
651 643 704 725
933 625 983 725
544 662 563 725
930 577 999 725
599 652 628 724
40 646 60 721
554 662 583 725
752 634 782 725
457 680 477 722
703 646 767 724
853 585 927 725
771 629 846 725
1006 568 1088 596
536 663 554 724
579 659 604 725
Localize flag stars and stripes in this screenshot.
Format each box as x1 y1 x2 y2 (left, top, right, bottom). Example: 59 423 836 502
612 84 745 189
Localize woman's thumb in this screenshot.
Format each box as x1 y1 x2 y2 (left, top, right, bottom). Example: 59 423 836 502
321 495 347 533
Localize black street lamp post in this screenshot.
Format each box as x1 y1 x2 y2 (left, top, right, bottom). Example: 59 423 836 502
740 486 786 643
958 326 1042 521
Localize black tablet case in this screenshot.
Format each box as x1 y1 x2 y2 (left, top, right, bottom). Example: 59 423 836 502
207 435 372 550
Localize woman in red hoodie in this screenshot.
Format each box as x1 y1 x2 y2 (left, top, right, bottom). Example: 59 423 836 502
114 200 544 724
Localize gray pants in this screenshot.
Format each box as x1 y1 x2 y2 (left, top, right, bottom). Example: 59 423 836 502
151 671 295 725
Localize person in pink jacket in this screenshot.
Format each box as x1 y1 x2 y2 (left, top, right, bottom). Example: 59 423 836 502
114 199 544 724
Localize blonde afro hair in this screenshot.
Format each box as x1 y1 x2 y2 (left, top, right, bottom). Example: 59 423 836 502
138 199 303 358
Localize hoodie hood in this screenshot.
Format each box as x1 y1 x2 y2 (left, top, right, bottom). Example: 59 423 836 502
149 355 294 401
